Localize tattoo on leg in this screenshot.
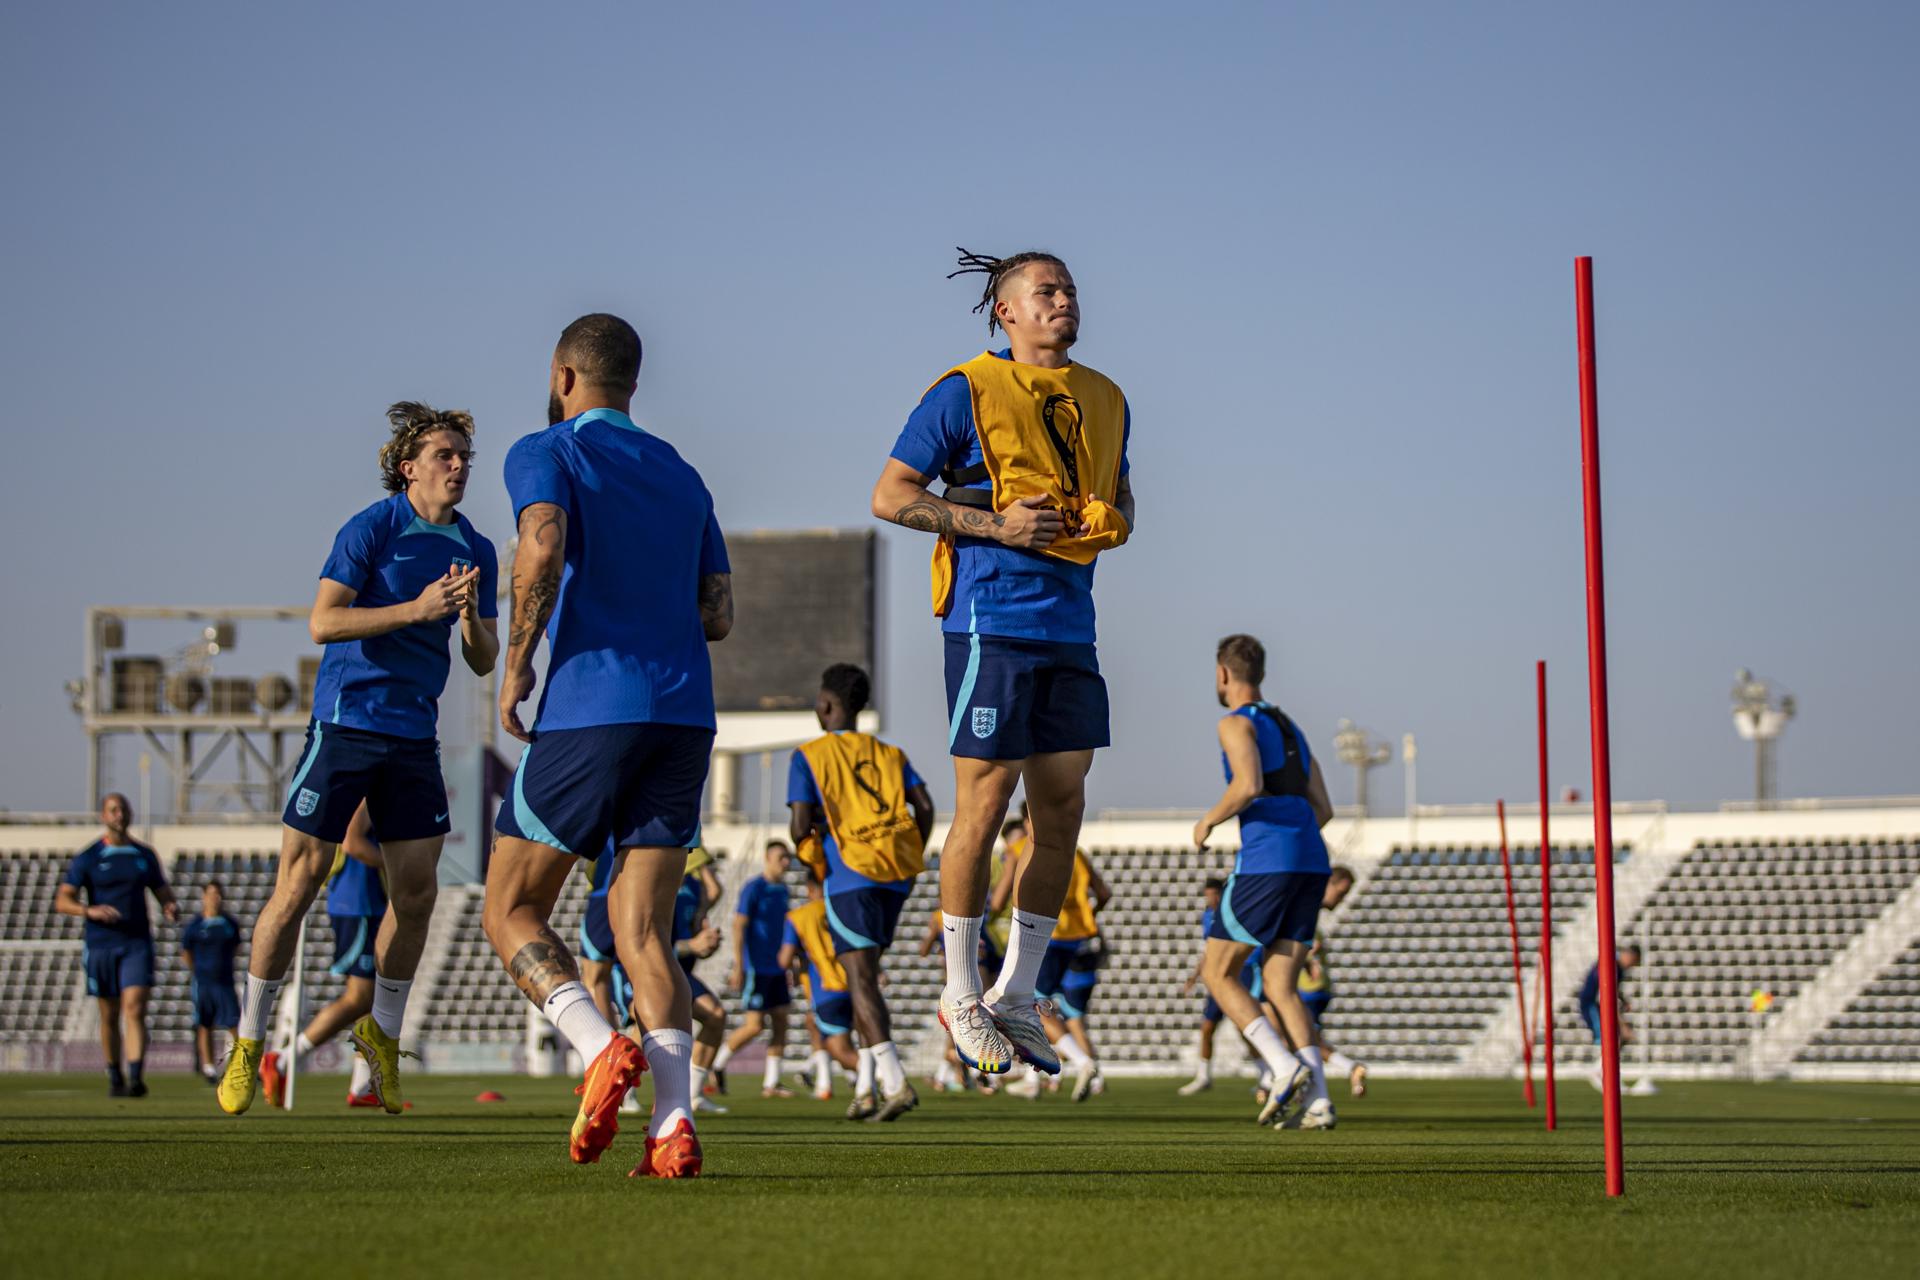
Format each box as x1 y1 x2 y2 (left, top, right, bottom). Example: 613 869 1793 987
506 927 578 1006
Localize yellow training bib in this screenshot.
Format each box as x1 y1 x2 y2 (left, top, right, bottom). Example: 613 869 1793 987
787 900 847 993
797 732 925 883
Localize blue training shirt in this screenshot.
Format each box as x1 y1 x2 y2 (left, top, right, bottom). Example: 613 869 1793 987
326 856 387 919
1200 904 1218 937
785 739 925 895
889 351 1130 645
502 410 729 732
1224 704 1330 876
735 877 791 974
64 840 167 948
312 493 499 740
180 912 241 983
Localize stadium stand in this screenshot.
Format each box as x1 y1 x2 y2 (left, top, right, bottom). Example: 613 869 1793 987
1797 935 1920 1064
0 853 86 1044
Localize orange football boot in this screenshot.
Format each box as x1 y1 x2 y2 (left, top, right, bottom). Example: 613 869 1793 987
346 1090 382 1108
570 1037 646 1164
260 1052 286 1109
628 1117 702 1179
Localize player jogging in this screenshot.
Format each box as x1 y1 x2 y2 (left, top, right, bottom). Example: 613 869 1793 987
1292 868 1368 1100
716 842 797 1098
1193 634 1340 1130
178 880 240 1085
219 402 497 1117
261 803 389 1108
55 793 180 1097
870 247 1134 1078
482 313 731 1179
998 845 1110 1101
788 663 935 1121
778 866 861 1105
1580 944 1640 1088
1178 876 1259 1097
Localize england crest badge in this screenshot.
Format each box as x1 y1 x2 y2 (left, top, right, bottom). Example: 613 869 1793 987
296 787 320 817
971 706 998 740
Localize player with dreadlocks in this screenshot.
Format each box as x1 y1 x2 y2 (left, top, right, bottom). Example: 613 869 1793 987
869 249 1135 1081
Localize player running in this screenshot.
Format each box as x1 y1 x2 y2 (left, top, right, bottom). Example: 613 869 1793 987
1293 868 1368 1100
788 663 935 1121
870 248 1134 1078
673 858 729 1113
1580 944 1640 1088
778 866 861 1105
55 793 180 1097
178 880 240 1085
260 803 388 1108
997 845 1110 1101
716 842 796 1099
1178 877 1259 1096
220 402 498 1117
482 313 730 1179
1193 635 1340 1131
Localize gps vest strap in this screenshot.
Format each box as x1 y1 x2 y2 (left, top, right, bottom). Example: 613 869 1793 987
1253 704 1311 798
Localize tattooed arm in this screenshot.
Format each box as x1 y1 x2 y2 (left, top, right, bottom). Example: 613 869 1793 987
499 502 566 743
869 459 1064 550
698 572 733 642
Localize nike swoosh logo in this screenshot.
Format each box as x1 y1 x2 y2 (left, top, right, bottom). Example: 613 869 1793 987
1018 920 1039 931
393 554 416 561
434 811 448 822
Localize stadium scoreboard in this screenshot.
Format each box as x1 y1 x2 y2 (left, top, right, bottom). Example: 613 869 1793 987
709 530 878 713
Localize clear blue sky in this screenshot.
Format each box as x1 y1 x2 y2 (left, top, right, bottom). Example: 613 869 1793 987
3 2 1915 816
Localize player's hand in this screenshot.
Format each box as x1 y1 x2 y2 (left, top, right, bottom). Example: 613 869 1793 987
499 662 537 743
86 904 122 924
724 970 742 996
690 926 721 959
414 567 480 624
994 495 1066 550
1181 977 1196 997
1192 818 1214 849
163 901 181 924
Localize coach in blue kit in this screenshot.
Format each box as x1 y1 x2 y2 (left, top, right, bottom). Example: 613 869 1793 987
483 313 731 1176
179 881 241 1084
55 792 179 1097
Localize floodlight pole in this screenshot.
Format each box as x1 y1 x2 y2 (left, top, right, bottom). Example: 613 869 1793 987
1576 255 1626 1197
1537 660 1555 1129
1496 800 1534 1107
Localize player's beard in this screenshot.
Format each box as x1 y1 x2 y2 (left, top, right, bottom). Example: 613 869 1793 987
547 391 565 425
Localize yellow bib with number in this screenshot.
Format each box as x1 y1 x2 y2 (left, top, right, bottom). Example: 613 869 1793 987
797 732 925 882
787 900 847 993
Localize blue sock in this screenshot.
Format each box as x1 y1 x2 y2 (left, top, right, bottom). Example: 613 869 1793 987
107 1064 125 1086
127 1059 144 1086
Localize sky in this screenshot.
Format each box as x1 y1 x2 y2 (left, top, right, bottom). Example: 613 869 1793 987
2 2 1915 818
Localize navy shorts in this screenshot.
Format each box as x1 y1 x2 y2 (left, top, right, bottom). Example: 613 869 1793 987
495 723 713 857
1581 1000 1603 1043
811 989 854 1037
826 887 909 954
743 971 791 1012
684 963 713 1005
1302 989 1332 1027
329 914 377 979
580 896 615 963
190 977 240 1028
1036 937 1100 1019
944 634 1109 760
85 939 154 998
1210 872 1328 949
283 720 449 844
1201 952 1265 1022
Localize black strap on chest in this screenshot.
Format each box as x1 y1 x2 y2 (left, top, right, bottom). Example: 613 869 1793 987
940 460 994 509
1252 703 1310 798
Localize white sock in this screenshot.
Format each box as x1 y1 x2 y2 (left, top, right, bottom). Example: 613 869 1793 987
986 910 1056 1006
935 1060 957 1087
289 1031 316 1067
1327 1051 1358 1075
856 1046 876 1097
762 1050 784 1090
812 1051 831 1094
349 1053 372 1095
371 974 413 1039
941 914 985 1003
872 1040 907 1096
1298 1043 1329 1101
1194 1054 1213 1083
1242 1017 1303 1081
690 1063 710 1098
239 975 282 1042
713 1043 736 1073
641 1029 694 1139
542 982 615 1061
1054 1033 1092 1069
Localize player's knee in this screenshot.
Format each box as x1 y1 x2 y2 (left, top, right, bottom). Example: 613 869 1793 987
388 877 438 923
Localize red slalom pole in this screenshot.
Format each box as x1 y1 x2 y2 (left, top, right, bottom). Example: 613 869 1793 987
1576 255 1626 1196
1496 800 1535 1107
1537 659 1556 1129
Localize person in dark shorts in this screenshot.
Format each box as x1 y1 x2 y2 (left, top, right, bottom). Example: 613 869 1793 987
178 879 240 1084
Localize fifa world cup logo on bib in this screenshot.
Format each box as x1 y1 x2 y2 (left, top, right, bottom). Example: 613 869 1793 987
972 706 998 740
1041 394 1082 497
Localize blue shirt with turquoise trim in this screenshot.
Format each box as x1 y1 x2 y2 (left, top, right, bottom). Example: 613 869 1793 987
502 410 730 733
735 877 791 974
889 351 1130 645
1200 905 1218 937
312 493 499 740
326 856 387 919
1224 704 1329 875
64 840 167 948
179 911 241 983
785 740 925 895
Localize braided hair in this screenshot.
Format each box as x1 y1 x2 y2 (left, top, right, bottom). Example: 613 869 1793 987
948 247 1067 334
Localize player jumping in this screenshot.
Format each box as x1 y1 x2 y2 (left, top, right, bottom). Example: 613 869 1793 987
483 313 730 1179
219 402 497 1117
870 247 1134 1080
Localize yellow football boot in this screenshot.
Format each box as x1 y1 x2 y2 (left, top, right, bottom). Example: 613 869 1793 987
218 1037 264 1115
349 1015 408 1115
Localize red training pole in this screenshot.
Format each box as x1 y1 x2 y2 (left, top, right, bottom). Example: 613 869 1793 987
1496 800 1535 1107
1537 659 1556 1129
1576 255 1626 1197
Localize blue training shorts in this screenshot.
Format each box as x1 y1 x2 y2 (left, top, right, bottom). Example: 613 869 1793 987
329 914 377 979
1302 989 1332 1027
826 886 909 954
580 896 615 963
811 989 854 1037
1036 937 1100 1019
496 723 713 857
1209 872 1328 949
743 970 791 1013
1201 952 1265 1022
1581 1000 1603 1043
190 977 239 1028
944 634 1109 760
283 719 449 844
85 939 154 998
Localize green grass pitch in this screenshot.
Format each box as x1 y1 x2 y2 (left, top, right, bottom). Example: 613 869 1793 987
2 1073 1916 1278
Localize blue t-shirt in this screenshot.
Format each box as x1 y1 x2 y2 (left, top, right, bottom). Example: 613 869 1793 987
1224 704 1330 876
786 739 925 895
735 877 791 974
1200 904 1218 938
326 856 387 919
889 352 1130 645
312 493 499 740
674 874 705 945
64 840 166 948
180 912 241 983
503 410 730 732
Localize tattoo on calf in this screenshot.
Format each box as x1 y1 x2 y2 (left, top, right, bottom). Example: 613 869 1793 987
506 929 578 1005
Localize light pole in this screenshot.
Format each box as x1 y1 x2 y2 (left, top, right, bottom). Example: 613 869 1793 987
1731 669 1794 807
1334 719 1392 816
